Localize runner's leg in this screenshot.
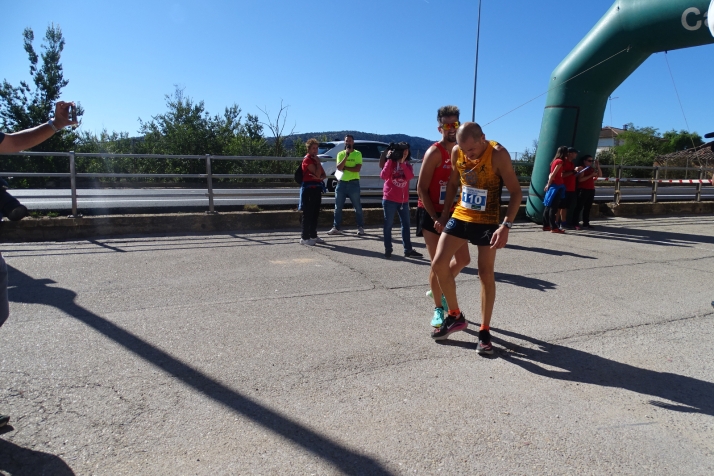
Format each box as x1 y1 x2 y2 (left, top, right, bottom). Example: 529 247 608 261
433 233 469 311
477 245 498 328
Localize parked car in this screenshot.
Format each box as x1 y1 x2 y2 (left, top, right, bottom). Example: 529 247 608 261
318 140 421 192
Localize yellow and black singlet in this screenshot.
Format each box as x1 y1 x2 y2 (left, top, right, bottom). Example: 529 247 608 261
450 140 503 225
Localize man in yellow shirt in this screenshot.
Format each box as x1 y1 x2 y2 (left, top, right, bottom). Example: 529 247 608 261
431 123 522 354
328 135 365 236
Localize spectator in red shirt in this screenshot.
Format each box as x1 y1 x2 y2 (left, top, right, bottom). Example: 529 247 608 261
573 155 602 229
558 147 579 228
299 138 326 246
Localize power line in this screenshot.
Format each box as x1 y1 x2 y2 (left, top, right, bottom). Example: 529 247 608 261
484 46 632 127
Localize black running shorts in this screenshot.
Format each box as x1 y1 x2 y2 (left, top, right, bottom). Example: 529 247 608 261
559 191 576 209
443 217 499 246
418 208 441 235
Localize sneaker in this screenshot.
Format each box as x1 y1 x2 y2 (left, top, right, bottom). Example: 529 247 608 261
551 228 565 234
385 250 392 258
404 249 423 258
430 307 445 328
327 227 343 235
477 329 494 355
299 238 316 246
542 226 551 231
584 224 594 229
313 236 325 244
426 291 448 312
574 225 581 230
0 414 9 428
357 227 366 236
431 312 468 340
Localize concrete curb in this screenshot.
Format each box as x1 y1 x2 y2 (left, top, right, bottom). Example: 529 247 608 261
0 201 710 242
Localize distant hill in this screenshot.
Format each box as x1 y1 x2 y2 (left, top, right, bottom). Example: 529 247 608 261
278 131 435 160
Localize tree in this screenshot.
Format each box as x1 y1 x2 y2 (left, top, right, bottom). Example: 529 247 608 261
258 100 295 157
0 24 80 154
137 87 243 176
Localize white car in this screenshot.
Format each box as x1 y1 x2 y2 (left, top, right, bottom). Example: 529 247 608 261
318 140 421 192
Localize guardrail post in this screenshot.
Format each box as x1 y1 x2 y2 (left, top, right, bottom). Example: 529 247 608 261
651 167 659 204
696 168 703 202
69 150 79 217
206 154 216 214
614 165 622 205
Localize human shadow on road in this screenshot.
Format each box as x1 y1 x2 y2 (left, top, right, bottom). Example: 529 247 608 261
0 437 75 476
7 266 393 476
491 327 714 416
576 224 714 248
506 244 597 260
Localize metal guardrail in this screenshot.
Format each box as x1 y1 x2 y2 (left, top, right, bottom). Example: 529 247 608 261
0 152 711 214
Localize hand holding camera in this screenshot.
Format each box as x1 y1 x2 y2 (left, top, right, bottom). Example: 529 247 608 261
53 101 80 129
387 142 411 162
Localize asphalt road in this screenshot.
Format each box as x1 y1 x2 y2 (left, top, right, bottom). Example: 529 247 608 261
9 185 714 213
1 215 712 474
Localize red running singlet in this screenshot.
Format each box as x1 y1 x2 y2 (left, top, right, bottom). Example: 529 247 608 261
418 142 454 213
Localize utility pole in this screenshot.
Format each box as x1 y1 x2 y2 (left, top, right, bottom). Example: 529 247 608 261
471 0 482 122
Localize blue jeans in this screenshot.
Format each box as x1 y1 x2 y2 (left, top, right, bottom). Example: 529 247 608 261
334 180 364 229
382 199 412 254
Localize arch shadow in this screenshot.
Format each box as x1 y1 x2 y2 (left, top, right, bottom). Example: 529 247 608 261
6 266 392 475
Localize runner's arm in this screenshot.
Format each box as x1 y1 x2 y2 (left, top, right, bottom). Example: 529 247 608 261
417 145 442 220
491 147 521 249
436 148 462 230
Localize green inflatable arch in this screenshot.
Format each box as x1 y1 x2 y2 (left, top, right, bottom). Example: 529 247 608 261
526 0 714 223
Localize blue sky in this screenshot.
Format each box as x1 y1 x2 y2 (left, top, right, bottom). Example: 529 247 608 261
2 0 713 155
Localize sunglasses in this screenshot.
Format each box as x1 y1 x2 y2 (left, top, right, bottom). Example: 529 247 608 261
440 121 460 131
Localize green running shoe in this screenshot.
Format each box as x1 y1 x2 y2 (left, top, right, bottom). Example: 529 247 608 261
441 294 448 313
431 307 445 328
426 290 433 298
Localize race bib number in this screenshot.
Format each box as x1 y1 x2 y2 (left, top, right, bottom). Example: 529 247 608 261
438 185 447 205
460 186 487 212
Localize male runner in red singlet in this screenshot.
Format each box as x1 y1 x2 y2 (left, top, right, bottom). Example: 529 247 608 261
417 106 470 329
431 122 522 354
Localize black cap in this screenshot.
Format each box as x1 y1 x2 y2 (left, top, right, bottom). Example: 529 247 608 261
568 147 579 154
704 131 714 139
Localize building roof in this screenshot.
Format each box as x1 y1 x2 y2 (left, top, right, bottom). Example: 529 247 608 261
599 126 627 139
655 141 714 165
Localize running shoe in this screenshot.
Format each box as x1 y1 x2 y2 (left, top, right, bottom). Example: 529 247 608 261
542 226 551 231
574 226 581 231
313 236 325 244
431 312 467 340
551 228 566 234
384 250 392 258
477 329 494 355
584 224 594 229
404 249 423 258
327 227 344 235
0 414 9 428
431 307 445 328
357 227 366 236
426 291 448 312
299 238 316 246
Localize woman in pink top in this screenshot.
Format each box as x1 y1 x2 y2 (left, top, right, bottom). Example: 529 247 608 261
380 146 422 258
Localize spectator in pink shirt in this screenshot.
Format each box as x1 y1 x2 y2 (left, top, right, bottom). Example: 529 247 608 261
380 144 422 259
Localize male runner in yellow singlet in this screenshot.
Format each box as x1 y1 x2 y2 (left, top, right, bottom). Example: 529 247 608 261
431 122 522 354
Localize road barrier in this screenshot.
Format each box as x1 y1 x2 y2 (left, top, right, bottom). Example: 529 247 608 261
0 152 711 214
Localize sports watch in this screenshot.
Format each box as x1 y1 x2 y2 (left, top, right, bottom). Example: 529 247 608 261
501 221 513 229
